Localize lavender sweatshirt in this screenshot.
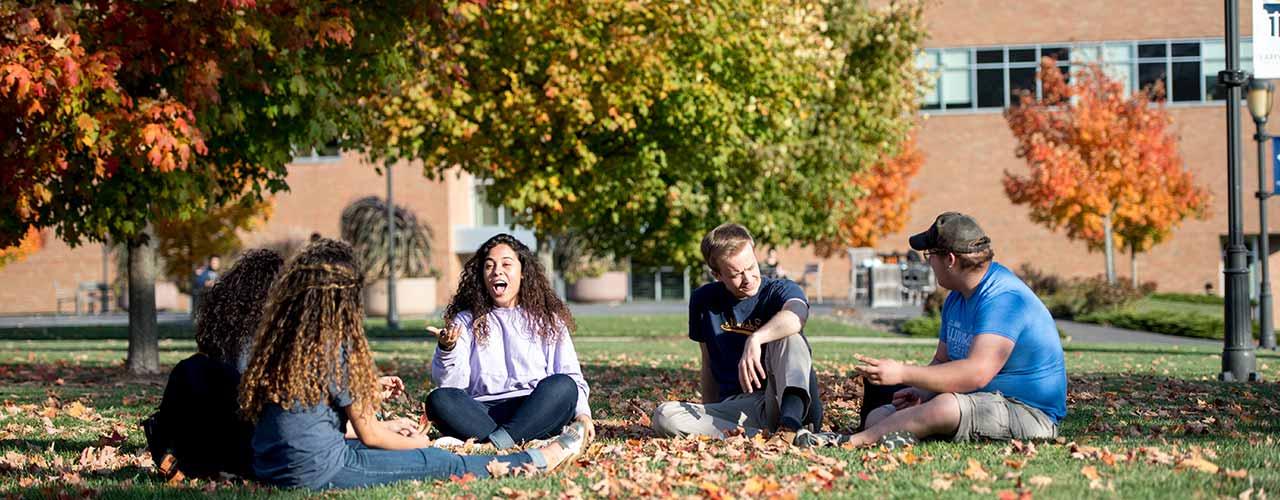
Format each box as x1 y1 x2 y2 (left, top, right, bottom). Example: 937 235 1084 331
431 307 591 418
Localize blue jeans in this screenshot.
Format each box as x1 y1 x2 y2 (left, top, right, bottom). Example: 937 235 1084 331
426 374 578 449
322 440 533 490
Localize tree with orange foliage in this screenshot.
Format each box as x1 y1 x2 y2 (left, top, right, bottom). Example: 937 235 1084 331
815 133 923 255
0 1 441 373
1004 58 1211 285
0 227 43 268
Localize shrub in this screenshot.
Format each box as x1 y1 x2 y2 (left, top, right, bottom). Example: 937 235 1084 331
340 196 435 281
1149 292 1225 305
922 288 949 317
900 316 941 338
1080 309 1260 341
1017 263 1063 296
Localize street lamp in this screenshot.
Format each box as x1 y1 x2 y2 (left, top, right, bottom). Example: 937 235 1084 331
1248 78 1278 351
1220 0 1260 381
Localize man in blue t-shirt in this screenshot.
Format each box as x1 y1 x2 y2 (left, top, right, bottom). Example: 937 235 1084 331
650 223 823 446
849 212 1067 447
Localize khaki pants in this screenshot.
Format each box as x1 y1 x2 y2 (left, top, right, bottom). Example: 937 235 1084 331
651 334 813 438
953 392 1058 442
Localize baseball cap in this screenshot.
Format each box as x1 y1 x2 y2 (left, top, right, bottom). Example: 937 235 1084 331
909 212 991 253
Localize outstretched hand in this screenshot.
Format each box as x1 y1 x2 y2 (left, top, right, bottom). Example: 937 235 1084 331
378 375 405 400
853 353 906 386
427 326 461 351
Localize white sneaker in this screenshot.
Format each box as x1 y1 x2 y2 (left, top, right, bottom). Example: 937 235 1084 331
430 436 466 448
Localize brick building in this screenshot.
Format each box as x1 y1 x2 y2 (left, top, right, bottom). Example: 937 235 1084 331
3 0 1278 316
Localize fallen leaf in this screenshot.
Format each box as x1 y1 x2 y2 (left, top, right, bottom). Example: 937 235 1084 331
1080 465 1101 481
1028 475 1053 488
930 477 953 491
485 459 510 477
1225 469 1248 479
963 458 991 481
1177 456 1219 474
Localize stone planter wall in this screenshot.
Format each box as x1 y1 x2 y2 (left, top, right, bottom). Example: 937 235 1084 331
364 277 437 316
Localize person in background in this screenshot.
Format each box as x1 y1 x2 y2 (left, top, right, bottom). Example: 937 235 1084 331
759 248 787 280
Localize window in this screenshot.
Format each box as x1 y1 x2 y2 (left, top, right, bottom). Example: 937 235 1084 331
919 38 1257 112
473 181 515 227
292 140 342 162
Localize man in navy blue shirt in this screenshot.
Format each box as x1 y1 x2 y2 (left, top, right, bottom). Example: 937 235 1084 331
651 223 822 445
850 212 1066 448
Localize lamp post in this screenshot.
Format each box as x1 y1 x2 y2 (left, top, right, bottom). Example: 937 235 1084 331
1220 0 1259 381
386 164 399 331
1249 78 1278 351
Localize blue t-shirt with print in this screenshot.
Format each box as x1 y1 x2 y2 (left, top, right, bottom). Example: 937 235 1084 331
689 277 808 401
939 262 1067 423
251 386 353 489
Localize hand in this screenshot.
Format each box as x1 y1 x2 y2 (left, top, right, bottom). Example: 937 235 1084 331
378 375 405 400
574 414 595 443
891 387 924 410
738 336 767 393
383 417 420 437
853 354 906 386
427 326 461 351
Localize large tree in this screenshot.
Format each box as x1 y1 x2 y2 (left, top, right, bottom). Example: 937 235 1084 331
366 0 927 265
1004 59 1211 285
1 1 437 373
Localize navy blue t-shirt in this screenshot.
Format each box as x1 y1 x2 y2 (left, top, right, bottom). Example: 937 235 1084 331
689 278 808 401
939 262 1068 423
251 387 352 489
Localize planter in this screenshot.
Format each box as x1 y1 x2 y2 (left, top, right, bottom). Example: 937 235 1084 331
566 271 628 303
364 277 437 317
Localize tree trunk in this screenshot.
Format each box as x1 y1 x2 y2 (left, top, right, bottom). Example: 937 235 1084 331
536 233 562 298
1103 212 1116 285
126 225 160 375
1130 246 1139 288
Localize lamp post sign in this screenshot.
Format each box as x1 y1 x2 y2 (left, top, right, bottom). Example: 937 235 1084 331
1257 1 1280 78
1274 137 1280 194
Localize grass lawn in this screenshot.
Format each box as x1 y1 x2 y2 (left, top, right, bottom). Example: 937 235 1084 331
2 316 1278 498
0 314 889 341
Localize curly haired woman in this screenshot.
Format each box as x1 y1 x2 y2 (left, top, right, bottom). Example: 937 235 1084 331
239 239 583 490
195 248 285 373
427 233 594 450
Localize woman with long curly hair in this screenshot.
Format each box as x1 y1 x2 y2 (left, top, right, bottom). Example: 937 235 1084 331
427 233 594 450
239 238 583 490
195 248 285 372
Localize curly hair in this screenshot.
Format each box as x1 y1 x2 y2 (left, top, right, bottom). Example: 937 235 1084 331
238 239 379 422
194 248 284 367
444 233 575 346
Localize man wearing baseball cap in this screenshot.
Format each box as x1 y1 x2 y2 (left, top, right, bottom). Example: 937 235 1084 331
843 212 1066 448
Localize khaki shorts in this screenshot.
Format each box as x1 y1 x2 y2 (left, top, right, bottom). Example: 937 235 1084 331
953 392 1058 442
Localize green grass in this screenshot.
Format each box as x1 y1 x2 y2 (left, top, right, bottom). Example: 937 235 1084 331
0 314 887 340
2 317 1279 498
1128 298 1223 317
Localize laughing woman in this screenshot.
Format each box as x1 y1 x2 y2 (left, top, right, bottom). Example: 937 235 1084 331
239 239 583 490
427 233 594 450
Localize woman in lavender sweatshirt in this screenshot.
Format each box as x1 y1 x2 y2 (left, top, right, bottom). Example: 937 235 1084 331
427 234 594 450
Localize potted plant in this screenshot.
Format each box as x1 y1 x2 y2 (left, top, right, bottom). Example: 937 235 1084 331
340 196 438 316
553 232 628 303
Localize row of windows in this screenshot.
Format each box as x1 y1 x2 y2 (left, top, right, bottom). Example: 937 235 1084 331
918 38 1256 111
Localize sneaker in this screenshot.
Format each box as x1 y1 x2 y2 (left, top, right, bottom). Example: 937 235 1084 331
793 430 852 448
430 436 466 448
541 421 587 472
877 430 918 450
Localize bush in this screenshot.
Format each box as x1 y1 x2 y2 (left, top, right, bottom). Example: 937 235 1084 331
900 315 941 338
1080 309 1260 341
922 288 949 317
1149 292 1225 305
1017 264 1063 296
1037 275 1145 319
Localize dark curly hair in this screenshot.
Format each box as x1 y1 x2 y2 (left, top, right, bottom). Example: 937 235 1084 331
444 233 575 346
239 238 379 423
194 248 284 367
